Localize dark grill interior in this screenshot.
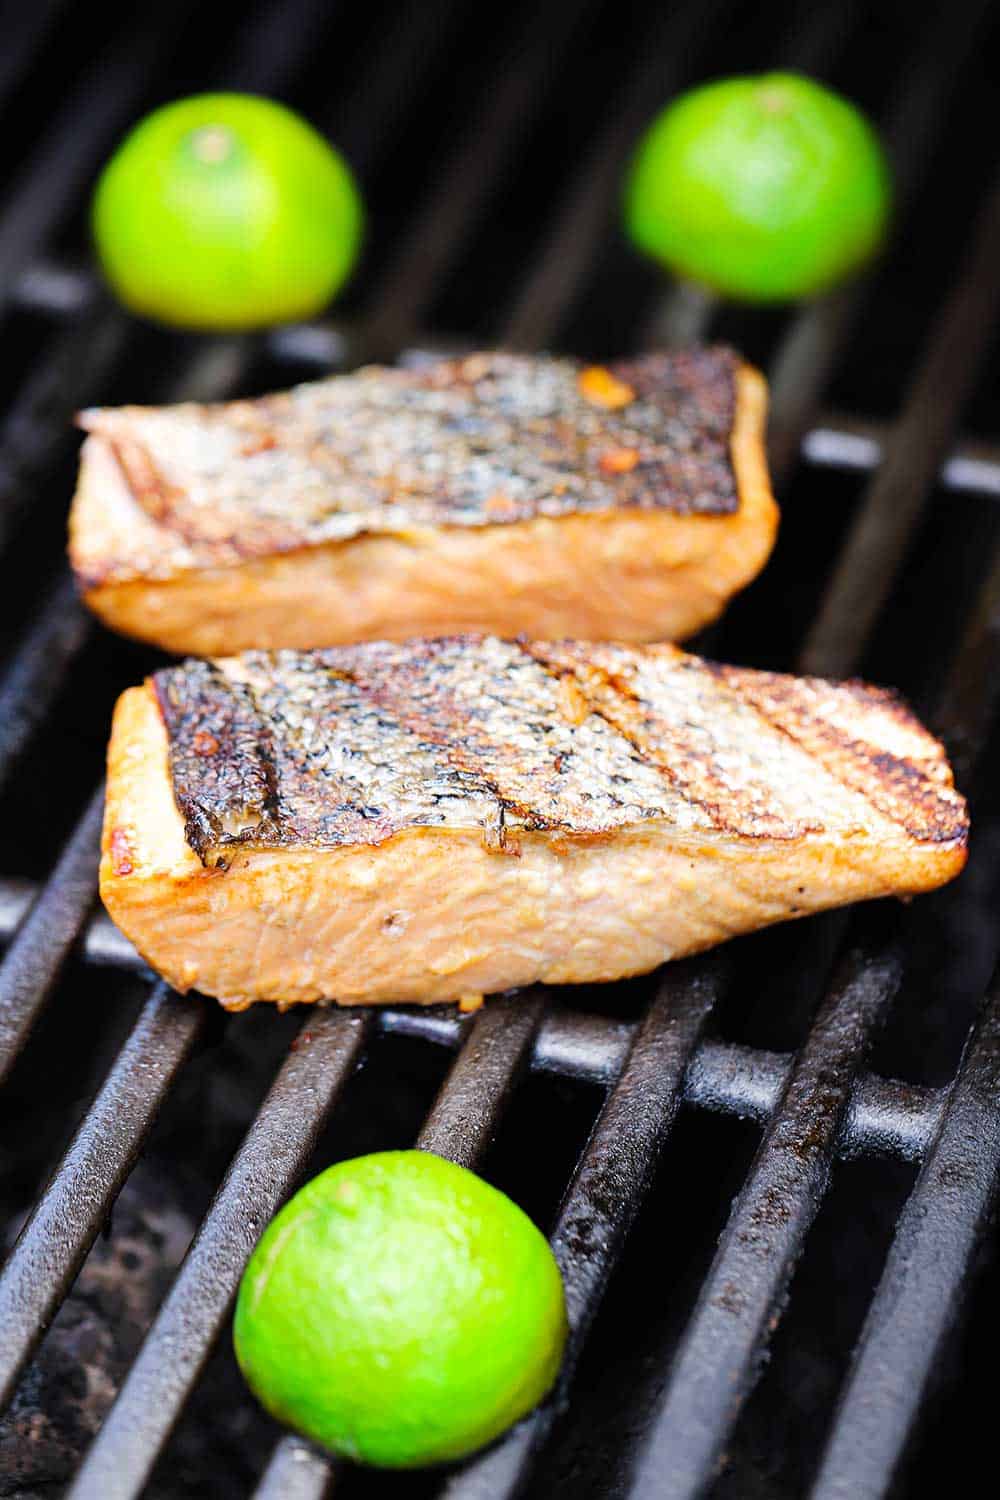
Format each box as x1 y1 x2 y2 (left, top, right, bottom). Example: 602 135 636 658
2 1 1000 1496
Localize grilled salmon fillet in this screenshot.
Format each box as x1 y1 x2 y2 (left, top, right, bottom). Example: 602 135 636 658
70 348 777 654
100 636 967 1010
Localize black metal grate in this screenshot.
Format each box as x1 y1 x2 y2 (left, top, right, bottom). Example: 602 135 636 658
1 3 1000 1497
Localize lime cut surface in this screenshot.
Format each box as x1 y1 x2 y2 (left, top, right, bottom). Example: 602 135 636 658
92 93 363 330
625 72 891 302
233 1150 568 1468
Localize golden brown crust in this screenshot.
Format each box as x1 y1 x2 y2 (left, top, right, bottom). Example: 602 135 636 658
69 353 779 654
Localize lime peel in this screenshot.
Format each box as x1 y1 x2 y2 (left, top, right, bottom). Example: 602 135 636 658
92 93 364 331
625 71 892 303
233 1150 568 1468
188 125 237 164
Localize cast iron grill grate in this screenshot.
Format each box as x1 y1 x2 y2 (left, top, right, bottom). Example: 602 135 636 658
0 2 999 1497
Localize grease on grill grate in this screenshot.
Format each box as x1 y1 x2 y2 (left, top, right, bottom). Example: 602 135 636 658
1 2 1000 1499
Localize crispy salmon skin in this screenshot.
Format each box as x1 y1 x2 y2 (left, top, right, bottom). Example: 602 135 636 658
70 348 777 654
101 636 967 1010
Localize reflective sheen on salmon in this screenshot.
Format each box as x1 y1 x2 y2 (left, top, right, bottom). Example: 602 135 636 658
101 636 967 1010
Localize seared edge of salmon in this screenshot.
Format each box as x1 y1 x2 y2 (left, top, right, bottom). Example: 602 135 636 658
100 636 967 1009
69 360 778 653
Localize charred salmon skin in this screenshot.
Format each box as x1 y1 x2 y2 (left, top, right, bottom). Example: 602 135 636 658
70 347 777 654
100 635 967 1010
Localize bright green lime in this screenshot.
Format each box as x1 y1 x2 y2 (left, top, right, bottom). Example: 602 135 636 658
625 72 891 302
91 93 363 330
233 1151 567 1468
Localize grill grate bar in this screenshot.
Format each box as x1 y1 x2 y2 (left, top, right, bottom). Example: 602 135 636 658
13 258 95 316
0 0 375 768
67 1008 375 1500
628 936 904 1498
687 1039 943 1165
624 480 1000 1495
0 8 632 1469
0 575 92 793
501 0 732 351
833 1066 942 1164
0 10 197 308
0 787 104 1087
0 876 949 1162
441 958 726 1499
0 876 141 968
0 982 205 1408
0 297 127 552
800 161 1000 677
647 0 862 350
803 418 1000 498
253 992 548 1495
0 1 72 111
623 128 1000 1475
221 0 346 96
14 256 1000 505
360 1 595 359
255 1436 337 1500
331 0 467 174
767 0 993 480
810 968 1000 1498
0 339 272 1069
0 7 992 1493
416 992 547 1166
649 281 717 352
934 547 1000 782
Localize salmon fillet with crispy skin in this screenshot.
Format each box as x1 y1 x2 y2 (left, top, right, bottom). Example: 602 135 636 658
70 348 777 655
100 636 967 1011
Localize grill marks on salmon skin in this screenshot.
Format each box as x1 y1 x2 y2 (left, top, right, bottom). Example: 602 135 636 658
531 642 967 846
339 636 703 839
154 641 707 864
154 661 278 859
151 637 968 868
78 348 740 581
706 666 967 844
168 652 498 864
528 642 824 840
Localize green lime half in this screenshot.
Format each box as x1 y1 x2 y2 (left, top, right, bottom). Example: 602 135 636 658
625 72 891 302
92 93 363 330
233 1151 567 1468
